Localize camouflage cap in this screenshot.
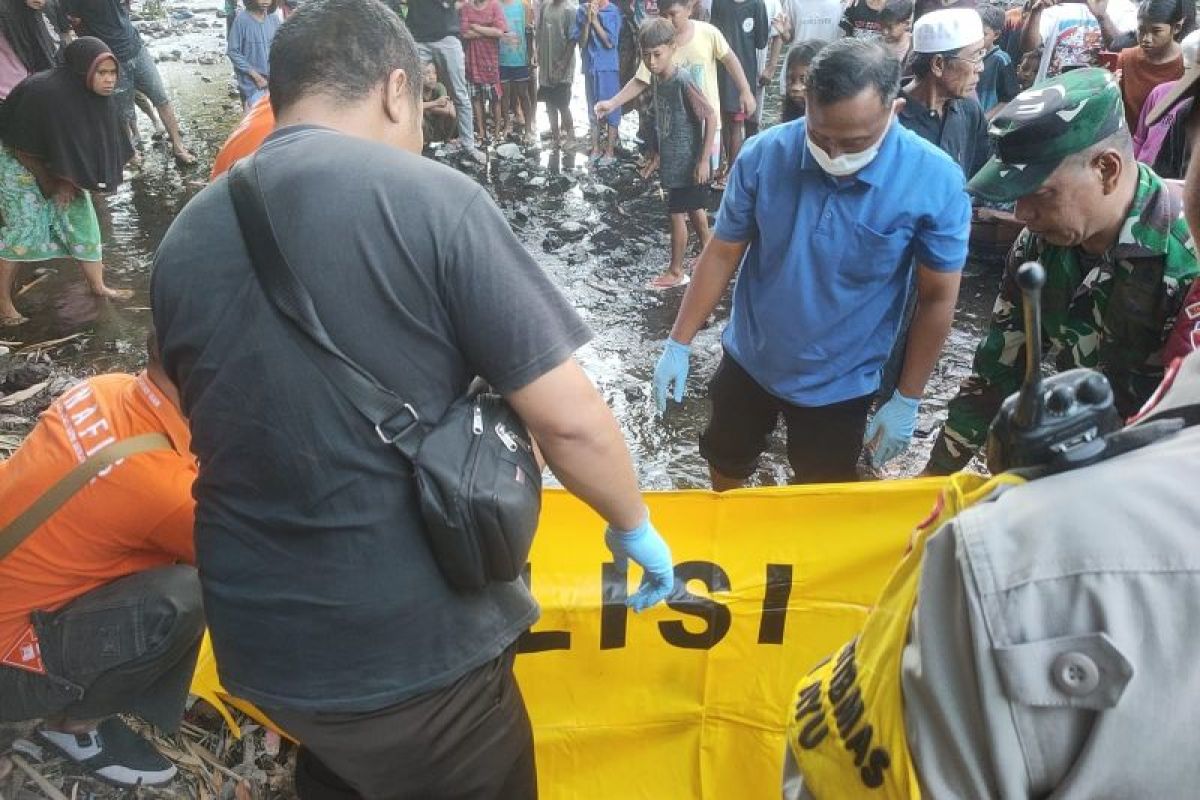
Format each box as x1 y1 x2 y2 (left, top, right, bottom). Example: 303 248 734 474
967 68 1125 203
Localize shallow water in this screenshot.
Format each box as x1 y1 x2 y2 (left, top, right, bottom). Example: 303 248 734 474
7 6 998 486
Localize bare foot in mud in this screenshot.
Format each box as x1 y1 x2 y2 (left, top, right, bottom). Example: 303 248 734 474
92 286 134 301
173 147 197 167
648 271 690 290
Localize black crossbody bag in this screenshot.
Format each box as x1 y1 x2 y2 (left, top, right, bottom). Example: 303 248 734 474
227 157 541 592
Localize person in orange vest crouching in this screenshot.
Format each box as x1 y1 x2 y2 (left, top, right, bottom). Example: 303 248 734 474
0 331 201 789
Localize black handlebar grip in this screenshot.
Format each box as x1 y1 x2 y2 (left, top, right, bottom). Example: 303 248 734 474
1016 261 1046 293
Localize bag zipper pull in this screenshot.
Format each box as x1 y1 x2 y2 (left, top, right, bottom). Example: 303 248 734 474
472 401 484 435
494 422 519 452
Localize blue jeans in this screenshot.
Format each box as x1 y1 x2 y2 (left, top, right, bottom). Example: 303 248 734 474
416 37 476 149
116 47 170 129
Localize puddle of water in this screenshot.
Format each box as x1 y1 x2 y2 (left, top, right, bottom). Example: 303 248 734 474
7 7 1000 487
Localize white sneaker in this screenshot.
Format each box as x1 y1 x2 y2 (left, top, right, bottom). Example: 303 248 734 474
38 718 177 787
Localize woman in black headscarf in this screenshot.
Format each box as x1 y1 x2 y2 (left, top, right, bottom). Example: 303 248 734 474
0 36 133 325
0 0 57 101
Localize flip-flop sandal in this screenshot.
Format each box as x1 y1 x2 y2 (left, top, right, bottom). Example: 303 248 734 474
0 314 28 327
647 273 691 290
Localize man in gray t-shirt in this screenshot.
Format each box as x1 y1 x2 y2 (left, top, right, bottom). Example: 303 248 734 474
151 1 675 796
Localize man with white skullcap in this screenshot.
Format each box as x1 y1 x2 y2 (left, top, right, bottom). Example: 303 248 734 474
898 8 990 177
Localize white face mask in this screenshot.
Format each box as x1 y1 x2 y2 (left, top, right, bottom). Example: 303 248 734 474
806 113 893 177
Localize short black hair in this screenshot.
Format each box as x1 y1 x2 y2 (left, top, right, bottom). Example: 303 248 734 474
785 39 825 73
658 0 691 13
879 0 914 26
639 17 675 49
807 38 901 107
269 0 422 114
1138 0 1183 25
977 3 1004 32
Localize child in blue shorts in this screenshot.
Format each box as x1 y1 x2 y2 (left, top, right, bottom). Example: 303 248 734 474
573 0 622 164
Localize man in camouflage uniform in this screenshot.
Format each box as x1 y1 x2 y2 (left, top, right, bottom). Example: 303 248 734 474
926 68 1200 474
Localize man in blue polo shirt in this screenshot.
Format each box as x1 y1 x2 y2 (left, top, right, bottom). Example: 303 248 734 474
652 36 970 487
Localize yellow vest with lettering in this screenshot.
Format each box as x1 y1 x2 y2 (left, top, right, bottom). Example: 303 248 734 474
785 472 1026 798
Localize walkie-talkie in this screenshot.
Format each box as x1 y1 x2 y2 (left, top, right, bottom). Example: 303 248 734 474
985 262 1123 473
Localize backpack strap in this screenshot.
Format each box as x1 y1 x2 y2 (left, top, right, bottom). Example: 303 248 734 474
0 432 173 560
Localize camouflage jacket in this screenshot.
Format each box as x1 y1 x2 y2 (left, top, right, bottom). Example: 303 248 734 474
929 164 1200 473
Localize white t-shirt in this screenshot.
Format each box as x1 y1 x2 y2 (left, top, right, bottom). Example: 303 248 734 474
782 0 842 44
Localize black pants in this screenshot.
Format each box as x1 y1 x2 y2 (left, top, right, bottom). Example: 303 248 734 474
699 353 873 484
267 647 536 800
0 565 204 733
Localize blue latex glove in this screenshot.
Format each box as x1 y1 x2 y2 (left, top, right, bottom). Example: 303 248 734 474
605 514 675 612
653 338 691 415
863 390 920 468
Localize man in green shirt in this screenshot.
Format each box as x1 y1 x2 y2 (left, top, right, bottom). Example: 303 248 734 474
926 68 1200 474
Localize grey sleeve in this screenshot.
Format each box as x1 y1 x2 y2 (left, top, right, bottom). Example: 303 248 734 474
440 189 592 394
900 521 1006 799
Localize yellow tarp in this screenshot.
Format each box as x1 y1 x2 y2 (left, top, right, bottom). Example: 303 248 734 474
192 480 948 799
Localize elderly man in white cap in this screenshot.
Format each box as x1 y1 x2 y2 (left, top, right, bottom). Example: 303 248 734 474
898 7 990 178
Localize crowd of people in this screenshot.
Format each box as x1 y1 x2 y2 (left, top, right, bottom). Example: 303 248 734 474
3 0 1200 795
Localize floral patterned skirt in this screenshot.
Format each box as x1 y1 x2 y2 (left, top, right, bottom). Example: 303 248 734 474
0 147 102 263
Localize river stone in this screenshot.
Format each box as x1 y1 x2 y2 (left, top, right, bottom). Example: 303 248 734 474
496 143 524 161
2 363 50 393
581 183 615 199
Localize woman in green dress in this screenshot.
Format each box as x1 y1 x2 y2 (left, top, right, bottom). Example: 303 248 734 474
0 36 134 326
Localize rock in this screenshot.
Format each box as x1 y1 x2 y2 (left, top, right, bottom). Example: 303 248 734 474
581 182 616 199
46 376 77 397
589 228 623 252
0 345 8 356
529 176 547 188
0 414 30 429
623 385 643 402
2 363 50 393
559 221 585 235
201 76 212 83
496 143 524 161
547 175 575 193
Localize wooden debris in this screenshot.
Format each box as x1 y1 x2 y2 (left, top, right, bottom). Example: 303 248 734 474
16 275 50 297
16 334 85 354
10 754 70 800
0 381 49 408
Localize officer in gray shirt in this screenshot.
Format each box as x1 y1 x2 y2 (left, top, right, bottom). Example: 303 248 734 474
786 347 1200 796
784 348 1200 797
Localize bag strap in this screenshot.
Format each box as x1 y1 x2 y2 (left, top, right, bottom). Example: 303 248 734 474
0 432 172 560
226 157 424 460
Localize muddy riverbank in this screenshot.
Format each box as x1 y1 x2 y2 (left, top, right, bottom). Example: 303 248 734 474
1 4 998 483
